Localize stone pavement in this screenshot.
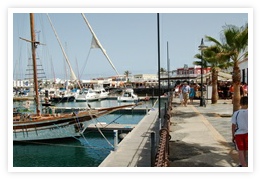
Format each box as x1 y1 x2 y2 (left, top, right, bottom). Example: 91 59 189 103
168 97 239 167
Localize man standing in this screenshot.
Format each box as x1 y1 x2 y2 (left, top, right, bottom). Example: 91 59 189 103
231 96 248 167
182 82 190 107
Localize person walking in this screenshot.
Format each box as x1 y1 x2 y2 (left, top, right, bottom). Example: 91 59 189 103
231 96 248 167
178 83 184 106
189 83 195 104
182 82 190 107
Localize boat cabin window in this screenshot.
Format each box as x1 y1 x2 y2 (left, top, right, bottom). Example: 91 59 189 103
124 92 130 97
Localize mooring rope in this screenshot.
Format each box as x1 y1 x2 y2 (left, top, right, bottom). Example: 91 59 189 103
85 107 114 148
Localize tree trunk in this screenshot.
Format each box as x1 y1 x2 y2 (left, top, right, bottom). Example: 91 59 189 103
211 70 218 104
232 63 241 113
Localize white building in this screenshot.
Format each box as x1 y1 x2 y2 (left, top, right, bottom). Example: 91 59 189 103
239 58 248 84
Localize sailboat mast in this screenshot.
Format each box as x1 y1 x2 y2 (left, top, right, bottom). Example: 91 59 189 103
46 13 82 90
46 14 77 81
30 13 40 116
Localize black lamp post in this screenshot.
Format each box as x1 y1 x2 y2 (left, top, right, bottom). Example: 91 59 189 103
198 38 207 106
184 64 188 81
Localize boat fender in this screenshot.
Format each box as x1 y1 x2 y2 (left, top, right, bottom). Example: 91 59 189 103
119 133 127 139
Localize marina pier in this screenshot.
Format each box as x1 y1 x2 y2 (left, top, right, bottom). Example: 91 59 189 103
99 108 160 167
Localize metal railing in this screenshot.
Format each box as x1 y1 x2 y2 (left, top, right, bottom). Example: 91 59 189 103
153 92 173 167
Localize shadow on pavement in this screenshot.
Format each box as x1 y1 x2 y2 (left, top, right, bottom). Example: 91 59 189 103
168 140 236 167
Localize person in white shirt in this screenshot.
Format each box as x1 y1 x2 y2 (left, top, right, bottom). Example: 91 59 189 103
182 82 190 107
231 96 248 167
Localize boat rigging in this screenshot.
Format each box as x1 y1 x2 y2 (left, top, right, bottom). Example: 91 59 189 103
14 13 141 142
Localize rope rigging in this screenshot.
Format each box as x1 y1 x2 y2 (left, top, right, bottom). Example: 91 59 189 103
85 106 114 148
79 47 91 79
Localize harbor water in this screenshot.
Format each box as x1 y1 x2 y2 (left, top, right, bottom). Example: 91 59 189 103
13 98 166 167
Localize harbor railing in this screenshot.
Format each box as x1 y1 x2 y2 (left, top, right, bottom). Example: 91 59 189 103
153 91 173 167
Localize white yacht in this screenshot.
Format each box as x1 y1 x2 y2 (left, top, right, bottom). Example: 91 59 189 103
117 88 139 102
93 85 109 100
75 88 100 102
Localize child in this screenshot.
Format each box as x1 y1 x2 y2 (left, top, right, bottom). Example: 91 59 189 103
231 96 248 167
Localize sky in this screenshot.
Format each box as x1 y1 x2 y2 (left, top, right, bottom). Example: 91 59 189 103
11 9 249 81
3 0 259 178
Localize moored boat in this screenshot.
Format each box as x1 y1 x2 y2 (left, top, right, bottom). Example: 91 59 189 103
93 85 109 100
50 91 76 103
13 103 139 141
75 88 100 102
13 13 140 142
117 88 139 102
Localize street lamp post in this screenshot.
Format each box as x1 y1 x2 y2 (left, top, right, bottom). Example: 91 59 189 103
198 38 207 106
184 64 188 81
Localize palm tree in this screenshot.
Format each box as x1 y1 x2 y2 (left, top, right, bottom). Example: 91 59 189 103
124 70 131 83
194 45 231 104
159 67 167 76
205 24 248 112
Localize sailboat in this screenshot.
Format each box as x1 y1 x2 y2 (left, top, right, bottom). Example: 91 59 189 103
13 13 139 142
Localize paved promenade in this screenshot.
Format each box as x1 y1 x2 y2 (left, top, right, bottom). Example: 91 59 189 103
98 96 250 169
168 97 239 167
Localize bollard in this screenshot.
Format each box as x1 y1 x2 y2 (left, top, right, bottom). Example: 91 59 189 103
151 132 156 167
113 130 118 151
159 118 161 130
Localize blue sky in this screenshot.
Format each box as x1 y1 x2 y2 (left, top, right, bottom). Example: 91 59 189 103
12 9 249 80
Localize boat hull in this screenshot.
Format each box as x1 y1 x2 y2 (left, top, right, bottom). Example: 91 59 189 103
13 104 138 141
51 96 75 103
13 113 95 141
117 97 139 102
75 98 100 102
13 120 92 141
